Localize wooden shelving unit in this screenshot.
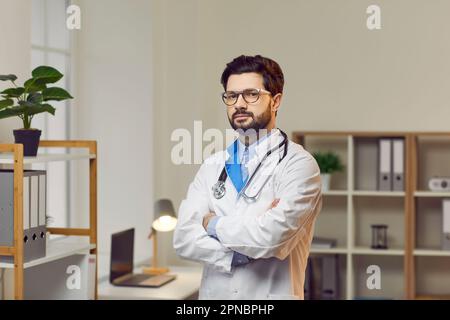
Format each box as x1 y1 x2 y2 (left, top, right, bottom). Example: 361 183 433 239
294 131 450 300
0 140 97 300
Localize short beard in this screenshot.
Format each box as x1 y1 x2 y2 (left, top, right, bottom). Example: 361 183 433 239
228 104 272 133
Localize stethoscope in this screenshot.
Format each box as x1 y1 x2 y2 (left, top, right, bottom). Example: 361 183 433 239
212 130 288 202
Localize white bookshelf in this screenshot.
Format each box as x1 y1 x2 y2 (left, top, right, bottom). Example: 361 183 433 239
296 132 409 300
310 247 348 254
414 249 450 257
296 131 450 300
322 190 349 196
414 191 450 198
351 247 404 256
0 141 98 300
0 236 95 269
352 190 405 197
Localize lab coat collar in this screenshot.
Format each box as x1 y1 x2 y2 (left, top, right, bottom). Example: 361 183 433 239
224 128 282 164
246 129 282 176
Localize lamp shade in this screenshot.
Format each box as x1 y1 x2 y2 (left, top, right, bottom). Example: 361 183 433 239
152 199 177 232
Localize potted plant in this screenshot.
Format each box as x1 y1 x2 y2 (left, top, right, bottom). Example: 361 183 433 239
312 151 344 191
0 66 73 156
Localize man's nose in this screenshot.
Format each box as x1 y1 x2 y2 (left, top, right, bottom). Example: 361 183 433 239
234 93 248 109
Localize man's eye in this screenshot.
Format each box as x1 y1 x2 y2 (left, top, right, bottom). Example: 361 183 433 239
245 90 259 98
226 93 238 99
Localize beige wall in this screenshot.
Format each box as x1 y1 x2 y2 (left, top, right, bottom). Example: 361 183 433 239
1 0 450 273
0 0 31 141
73 0 154 275
152 0 450 264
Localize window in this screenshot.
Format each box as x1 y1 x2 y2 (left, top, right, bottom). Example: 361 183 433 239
31 0 73 227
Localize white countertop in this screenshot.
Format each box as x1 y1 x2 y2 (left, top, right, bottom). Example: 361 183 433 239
98 265 203 300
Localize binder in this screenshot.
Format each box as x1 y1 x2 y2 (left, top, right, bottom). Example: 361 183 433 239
0 170 47 263
30 176 39 228
0 171 13 248
443 199 450 250
23 176 30 230
321 255 339 300
304 258 312 299
39 175 46 226
378 139 392 191
392 139 405 191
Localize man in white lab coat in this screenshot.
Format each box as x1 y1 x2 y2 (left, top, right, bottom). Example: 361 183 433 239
173 55 322 299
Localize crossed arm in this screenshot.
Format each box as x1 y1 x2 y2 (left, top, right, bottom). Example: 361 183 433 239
173 153 322 273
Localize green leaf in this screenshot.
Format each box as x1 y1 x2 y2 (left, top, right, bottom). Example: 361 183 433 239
42 87 73 101
31 66 63 84
24 78 47 93
0 106 25 119
34 103 55 116
16 101 55 116
24 104 55 116
0 99 14 110
1 87 25 98
312 151 344 174
18 100 38 108
0 74 17 81
27 92 43 104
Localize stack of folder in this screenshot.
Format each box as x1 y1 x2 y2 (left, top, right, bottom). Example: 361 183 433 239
378 138 405 191
0 170 47 263
305 255 339 300
442 199 450 250
311 237 337 249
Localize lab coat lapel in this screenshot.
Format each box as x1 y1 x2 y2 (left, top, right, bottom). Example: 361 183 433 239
242 130 283 197
246 129 283 175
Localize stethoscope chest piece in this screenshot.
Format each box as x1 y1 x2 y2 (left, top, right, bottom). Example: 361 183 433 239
212 180 226 199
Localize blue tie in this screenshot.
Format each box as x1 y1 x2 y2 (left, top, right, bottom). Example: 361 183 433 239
242 146 249 183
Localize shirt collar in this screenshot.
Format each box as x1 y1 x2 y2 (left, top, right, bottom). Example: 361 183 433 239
237 131 271 163
225 128 281 163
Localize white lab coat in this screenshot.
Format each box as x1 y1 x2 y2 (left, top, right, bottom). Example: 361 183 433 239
173 129 322 299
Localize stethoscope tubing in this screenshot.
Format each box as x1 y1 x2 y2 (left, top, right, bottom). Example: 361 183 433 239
213 129 288 201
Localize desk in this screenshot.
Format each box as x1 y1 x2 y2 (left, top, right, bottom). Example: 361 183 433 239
98 266 202 300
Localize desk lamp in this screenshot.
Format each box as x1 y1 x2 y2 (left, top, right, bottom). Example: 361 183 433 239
143 199 178 275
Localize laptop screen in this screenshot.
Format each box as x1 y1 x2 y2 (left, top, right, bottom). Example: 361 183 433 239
110 228 134 283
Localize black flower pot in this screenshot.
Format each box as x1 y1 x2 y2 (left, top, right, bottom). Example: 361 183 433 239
13 129 42 157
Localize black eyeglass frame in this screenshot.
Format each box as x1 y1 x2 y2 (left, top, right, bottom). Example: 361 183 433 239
221 88 272 106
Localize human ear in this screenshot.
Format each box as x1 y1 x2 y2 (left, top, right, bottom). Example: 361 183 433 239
271 93 282 112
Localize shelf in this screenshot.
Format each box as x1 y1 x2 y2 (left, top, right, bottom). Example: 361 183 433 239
351 247 404 256
0 236 95 269
322 190 349 196
414 191 450 198
0 153 96 164
310 247 348 254
352 190 405 197
414 249 450 257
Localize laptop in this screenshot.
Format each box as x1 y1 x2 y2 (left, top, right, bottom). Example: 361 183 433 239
110 228 176 288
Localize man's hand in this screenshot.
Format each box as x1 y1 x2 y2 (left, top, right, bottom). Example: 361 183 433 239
269 198 280 209
203 212 217 230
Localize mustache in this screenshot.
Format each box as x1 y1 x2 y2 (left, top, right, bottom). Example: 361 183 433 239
233 111 253 119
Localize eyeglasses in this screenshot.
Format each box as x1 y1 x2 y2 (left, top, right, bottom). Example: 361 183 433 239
221 88 271 106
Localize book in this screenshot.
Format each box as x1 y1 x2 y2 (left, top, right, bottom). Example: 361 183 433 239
311 237 337 249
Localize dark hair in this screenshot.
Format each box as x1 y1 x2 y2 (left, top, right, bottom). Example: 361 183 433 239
220 55 284 96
